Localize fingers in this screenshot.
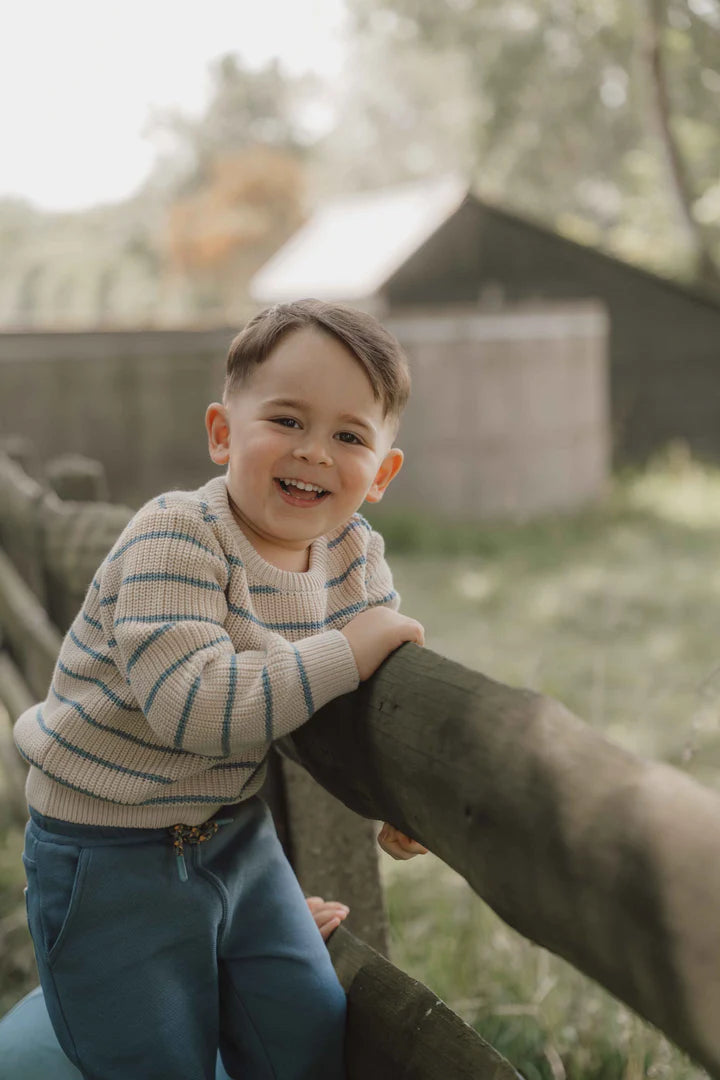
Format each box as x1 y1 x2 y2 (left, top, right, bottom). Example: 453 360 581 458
377 823 428 860
305 896 350 941
401 617 425 647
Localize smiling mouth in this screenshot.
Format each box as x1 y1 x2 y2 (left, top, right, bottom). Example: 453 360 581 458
275 478 330 504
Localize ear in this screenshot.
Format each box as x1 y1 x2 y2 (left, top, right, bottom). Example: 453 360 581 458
205 402 231 466
365 448 404 503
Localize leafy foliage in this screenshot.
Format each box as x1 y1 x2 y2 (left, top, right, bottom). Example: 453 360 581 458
335 0 720 287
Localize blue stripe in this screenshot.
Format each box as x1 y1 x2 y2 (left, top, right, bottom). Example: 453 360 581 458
327 516 371 548
175 675 201 748
141 760 265 803
34 706 174 784
157 495 167 508
82 612 103 631
262 667 273 741
121 572 222 592
107 637 117 648
293 648 314 717
48 686 227 759
326 601 368 624
69 628 113 665
144 637 229 713
99 594 119 607
227 601 367 633
92 579 100 590
222 654 237 757
210 759 258 771
115 614 225 627
326 555 366 588
16 751 263 812
126 623 173 673
16 745 256 806
248 584 281 595
140 790 251 805
56 661 136 711
200 501 218 523
227 554 244 568
109 530 219 563
368 591 398 608
15 745 132 804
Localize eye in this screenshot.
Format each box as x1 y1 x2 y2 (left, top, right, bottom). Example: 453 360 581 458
336 431 363 445
271 417 300 429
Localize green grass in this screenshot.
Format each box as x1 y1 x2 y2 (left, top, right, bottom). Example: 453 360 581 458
370 450 720 1079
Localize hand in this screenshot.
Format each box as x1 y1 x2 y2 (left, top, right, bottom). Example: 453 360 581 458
377 823 428 861
341 607 425 681
305 895 350 941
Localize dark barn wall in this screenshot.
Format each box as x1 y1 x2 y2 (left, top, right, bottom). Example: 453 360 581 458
0 330 232 505
385 200 720 464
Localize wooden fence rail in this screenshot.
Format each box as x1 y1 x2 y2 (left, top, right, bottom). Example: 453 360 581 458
288 646 720 1077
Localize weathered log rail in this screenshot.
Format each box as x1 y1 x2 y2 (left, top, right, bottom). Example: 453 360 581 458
0 447 522 1079
289 648 720 1077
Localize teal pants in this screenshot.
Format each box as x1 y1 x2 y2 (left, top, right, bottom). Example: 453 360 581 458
0 987 231 1080
17 797 346 1079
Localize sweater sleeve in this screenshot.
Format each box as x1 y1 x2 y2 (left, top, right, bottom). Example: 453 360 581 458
365 529 400 611
100 504 359 757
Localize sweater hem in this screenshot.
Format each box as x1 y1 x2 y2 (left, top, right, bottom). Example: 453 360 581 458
24 767 261 828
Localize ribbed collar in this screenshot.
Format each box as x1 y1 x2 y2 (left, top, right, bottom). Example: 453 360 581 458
200 474 332 593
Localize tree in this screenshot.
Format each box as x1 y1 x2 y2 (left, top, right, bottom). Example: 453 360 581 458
330 0 720 289
146 54 319 197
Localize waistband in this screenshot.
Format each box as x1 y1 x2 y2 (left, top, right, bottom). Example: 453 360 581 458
28 804 233 843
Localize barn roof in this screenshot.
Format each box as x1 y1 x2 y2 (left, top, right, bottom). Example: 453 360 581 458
250 175 467 305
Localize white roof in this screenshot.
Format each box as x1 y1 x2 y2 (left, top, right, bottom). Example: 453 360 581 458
250 175 468 305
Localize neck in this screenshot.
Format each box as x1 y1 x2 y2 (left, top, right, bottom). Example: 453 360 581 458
226 493 311 572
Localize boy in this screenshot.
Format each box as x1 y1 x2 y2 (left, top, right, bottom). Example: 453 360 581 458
12 299 426 1080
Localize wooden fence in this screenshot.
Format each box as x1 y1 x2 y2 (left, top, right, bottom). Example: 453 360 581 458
2 444 720 1077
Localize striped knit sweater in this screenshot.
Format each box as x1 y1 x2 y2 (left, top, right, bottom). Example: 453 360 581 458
13 475 399 828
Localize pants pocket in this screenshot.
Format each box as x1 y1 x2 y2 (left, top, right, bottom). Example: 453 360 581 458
23 841 91 967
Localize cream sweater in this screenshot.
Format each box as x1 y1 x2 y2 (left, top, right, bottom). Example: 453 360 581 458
13 475 399 827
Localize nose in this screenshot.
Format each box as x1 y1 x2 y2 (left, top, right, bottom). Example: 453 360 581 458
292 435 333 466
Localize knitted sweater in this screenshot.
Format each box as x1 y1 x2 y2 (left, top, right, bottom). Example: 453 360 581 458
13 475 399 828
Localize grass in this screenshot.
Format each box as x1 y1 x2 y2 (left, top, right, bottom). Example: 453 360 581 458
369 448 720 1079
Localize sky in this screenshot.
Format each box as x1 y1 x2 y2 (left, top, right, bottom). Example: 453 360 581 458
1 0 347 212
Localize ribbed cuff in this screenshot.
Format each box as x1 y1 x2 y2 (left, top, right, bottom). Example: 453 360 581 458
295 629 360 713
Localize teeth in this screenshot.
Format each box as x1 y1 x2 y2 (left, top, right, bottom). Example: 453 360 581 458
279 478 325 494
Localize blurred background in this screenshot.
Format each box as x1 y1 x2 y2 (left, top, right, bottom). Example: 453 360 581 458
2 1 720 1076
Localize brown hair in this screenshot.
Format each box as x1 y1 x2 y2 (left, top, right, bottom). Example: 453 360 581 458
225 299 410 419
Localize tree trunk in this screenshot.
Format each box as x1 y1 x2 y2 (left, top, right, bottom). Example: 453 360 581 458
640 0 720 286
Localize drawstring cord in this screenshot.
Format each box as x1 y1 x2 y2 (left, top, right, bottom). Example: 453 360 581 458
168 817 234 882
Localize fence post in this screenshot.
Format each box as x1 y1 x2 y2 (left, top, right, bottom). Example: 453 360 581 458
45 454 109 503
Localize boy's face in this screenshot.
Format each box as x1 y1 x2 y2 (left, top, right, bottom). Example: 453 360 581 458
205 326 403 563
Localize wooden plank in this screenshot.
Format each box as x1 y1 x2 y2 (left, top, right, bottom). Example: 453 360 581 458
288 644 720 1077
328 925 521 1079
0 546 61 700
41 500 133 631
0 653 30 821
0 453 48 603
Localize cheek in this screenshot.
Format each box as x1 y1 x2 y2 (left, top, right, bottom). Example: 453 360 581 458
234 430 284 465
341 455 380 494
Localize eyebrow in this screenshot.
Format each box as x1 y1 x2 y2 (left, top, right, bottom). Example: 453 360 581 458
264 398 377 436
